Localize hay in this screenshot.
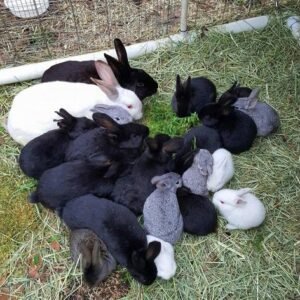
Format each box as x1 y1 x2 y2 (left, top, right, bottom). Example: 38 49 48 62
0 17 300 299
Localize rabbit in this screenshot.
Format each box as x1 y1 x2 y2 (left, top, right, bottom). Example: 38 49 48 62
233 88 280 137
42 38 158 100
197 93 257 154
146 235 176 280
143 172 183 245
207 148 234 192
111 134 184 215
18 109 97 179
90 104 133 124
212 188 266 230
171 75 217 118
70 229 117 286
65 112 149 163
29 156 119 210
60 194 161 285
7 60 143 146
182 149 213 196
177 187 217 236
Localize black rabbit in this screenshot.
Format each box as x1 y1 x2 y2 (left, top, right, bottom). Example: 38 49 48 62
65 112 149 163
171 75 217 118
42 38 158 100
111 134 184 215
60 194 161 285
29 156 118 210
197 94 257 154
19 109 97 179
177 187 218 236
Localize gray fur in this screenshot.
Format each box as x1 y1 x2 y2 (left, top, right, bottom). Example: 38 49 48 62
70 229 117 286
90 104 133 124
182 149 213 196
234 88 280 137
143 172 183 245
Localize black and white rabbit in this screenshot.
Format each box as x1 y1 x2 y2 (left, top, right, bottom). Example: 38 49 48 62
197 94 257 154
42 38 158 100
171 75 217 117
111 134 184 215
7 60 143 145
70 229 117 286
19 109 97 179
61 194 161 285
177 187 217 236
29 156 117 210
65 112 149 162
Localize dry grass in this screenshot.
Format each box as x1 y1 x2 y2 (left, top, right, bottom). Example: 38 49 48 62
0 16 300 299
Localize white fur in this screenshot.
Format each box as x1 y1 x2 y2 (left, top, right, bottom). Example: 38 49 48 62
207 149 234 192
7 81 142 145
212 188 266 230
147 235 176 280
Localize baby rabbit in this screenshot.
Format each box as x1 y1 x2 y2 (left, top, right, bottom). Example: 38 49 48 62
207 148 234 192
171 75 217 117
65 112 149 163
111 134 183 215
177 187 217 236
234 88 280 137
198 94 257 154
7 60 143 145
143 173 183 245
146 235 176 280
212 188 266 230
90 104 133 124
61 194 161 285
42 38 158 100
182 149 213 196
70 229 117 286
18 109 97 179
29 156 118 211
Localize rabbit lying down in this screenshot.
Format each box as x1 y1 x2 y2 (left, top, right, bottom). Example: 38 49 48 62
212 188 266 230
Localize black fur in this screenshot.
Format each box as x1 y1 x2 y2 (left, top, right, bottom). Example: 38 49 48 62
177 187 218 235
111 134 183 215
171 75 217 118
219 81 252 102
197 95 257 154
61 195 161 285
18 109 97 179
42 39 158 100
65 112 149 162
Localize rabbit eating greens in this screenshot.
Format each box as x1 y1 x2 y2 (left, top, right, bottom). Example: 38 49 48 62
212 188 266 230
7 60 143 146
70 229 117 286
143 172 183 245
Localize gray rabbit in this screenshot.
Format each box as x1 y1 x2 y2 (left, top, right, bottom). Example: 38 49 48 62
90 104 133 124
70 229 117 286
143 172 183 245
182 149 213 196
234 88 280 137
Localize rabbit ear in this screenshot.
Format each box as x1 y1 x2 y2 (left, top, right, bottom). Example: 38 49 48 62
55 108 75 129
151 175 161 185
176 75 182 91
90 77 119 100
88 153 112 167
235 198 247 205
185 76 191 90
114 38 130 67
104 53 129 82
92 113 120 134
146 241 161 261
228 81 238 93
91 239 103 266
162 137 184 154
237 188 251 197
103 161 121 178
246 88 260 109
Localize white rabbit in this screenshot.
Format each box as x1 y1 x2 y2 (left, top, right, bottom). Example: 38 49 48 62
146 235 176 280
212 188 266 230
7 60 143 145
207 148 234 192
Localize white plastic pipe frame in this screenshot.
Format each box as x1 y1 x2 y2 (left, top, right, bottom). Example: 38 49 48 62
0 15 270 85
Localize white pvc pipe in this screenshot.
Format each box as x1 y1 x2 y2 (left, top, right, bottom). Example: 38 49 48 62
0 15 269 85
286 16 300 43
180 0 189 33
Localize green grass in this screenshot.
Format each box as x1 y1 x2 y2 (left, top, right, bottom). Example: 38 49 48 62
0 17 300 299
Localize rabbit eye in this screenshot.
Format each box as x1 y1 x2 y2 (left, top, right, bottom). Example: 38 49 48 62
115 117 120 121
127 105 133 109
176 181 180 185
220 201 224 204
136 82 144 87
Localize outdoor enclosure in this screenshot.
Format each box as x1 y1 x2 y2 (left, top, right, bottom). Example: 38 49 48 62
1 0 277 67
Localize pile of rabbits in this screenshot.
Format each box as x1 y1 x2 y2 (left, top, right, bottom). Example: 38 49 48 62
4 37 279 287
